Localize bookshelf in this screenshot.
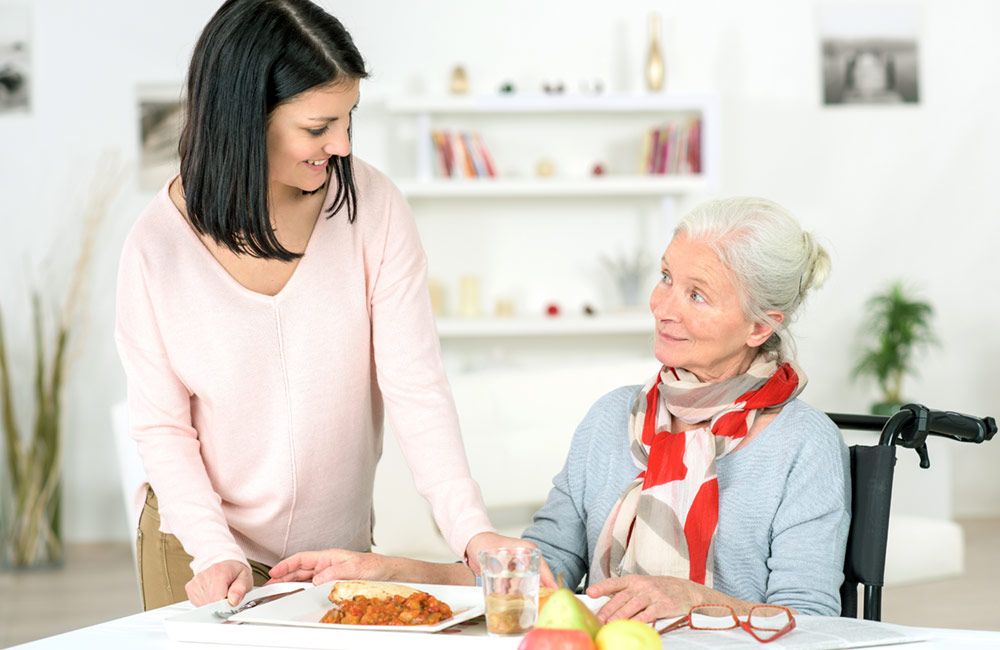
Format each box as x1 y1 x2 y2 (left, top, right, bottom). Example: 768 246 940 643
386 92 719 186
385 92 720 339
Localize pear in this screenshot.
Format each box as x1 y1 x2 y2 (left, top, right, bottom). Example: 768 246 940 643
594 619 661 650
535 588 602 639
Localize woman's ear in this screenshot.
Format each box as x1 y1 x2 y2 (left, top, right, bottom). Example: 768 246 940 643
746 311 785 348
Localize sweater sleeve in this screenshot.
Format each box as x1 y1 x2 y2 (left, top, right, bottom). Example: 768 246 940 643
114 240 247 574
764 411 851 616
368 184 493 557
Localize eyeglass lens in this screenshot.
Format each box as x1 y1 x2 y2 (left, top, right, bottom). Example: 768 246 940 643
747 606 793 640
690 605 738 630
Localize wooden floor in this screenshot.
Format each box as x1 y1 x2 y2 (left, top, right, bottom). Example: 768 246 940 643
2 519 999 648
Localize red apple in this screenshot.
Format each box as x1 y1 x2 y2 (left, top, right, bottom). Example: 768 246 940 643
518 627 596 650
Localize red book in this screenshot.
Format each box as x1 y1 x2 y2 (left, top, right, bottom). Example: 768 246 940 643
441 130 456 177
689 118 702 174
648 128 662 174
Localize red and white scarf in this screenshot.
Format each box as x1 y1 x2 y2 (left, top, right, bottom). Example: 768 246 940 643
592 357 806 586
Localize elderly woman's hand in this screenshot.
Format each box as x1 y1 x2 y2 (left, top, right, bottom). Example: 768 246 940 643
464 532 557 588
586 575 706 623
267 548 397 585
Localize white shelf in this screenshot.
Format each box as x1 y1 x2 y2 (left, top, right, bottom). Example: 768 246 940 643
435 314 652 338
386 93 717 114
399 175 707 199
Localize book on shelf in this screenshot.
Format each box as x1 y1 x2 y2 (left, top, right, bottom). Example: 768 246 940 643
461 132 486 177
431 130 449 177
639 118 702 176
430 129 498 179
473 131 497 178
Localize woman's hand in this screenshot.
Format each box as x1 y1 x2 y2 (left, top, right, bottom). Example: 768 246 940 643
185 559 253 606
586 575 705 623
268 548 397 585
464 532 557 588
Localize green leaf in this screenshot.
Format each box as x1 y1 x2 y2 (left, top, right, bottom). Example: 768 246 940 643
852 281 938 404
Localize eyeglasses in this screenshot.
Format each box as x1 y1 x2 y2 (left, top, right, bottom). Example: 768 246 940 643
657 604 796 643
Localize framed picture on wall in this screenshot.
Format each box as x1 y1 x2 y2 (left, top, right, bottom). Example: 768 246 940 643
137 84 184 190
0 5 31 114
820 4 921 106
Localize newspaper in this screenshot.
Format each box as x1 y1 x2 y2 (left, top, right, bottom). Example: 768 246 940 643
660 616 928 649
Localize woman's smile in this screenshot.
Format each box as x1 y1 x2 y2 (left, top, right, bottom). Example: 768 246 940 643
657 329 688 343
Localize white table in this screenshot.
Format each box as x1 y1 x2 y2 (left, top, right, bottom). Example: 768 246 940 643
10 584 1000 650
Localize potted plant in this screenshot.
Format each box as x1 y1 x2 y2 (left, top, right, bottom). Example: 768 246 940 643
0 157 123 569
852 282 938 416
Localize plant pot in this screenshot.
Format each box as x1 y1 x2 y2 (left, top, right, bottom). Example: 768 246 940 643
870 401 903 417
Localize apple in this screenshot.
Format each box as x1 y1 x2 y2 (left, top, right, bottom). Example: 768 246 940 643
594 619 661 650
535 588 602 639
518 628 596 650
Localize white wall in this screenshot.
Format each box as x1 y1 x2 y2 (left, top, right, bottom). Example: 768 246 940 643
2 0 999 544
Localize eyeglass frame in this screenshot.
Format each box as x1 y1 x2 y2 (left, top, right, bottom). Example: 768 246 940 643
656 603 796 644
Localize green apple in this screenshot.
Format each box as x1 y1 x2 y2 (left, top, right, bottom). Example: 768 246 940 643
535 588 602 639
594 619 661 650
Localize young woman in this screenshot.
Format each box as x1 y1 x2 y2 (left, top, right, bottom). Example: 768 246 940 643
115 0 529 610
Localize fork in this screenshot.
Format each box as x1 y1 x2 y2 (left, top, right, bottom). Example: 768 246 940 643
212 587 306 619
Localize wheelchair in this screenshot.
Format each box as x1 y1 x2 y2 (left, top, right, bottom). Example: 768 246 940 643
828 404 997 621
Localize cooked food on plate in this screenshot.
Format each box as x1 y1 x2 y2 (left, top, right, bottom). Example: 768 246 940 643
320 580 454 626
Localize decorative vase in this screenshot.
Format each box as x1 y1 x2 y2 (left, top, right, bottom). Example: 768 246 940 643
0 155 124 572
1 300 66 571
449 65 469 95
1 482 64 571
644 13 666 92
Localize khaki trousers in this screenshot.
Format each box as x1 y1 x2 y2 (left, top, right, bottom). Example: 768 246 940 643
137 487 272 611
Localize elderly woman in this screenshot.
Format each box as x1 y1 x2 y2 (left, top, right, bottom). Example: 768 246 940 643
523 196 848 621
269 197 850 620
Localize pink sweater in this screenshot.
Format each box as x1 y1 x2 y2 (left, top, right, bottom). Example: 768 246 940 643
114 159 493 573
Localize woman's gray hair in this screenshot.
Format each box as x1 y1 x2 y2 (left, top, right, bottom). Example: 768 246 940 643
675 197 830 359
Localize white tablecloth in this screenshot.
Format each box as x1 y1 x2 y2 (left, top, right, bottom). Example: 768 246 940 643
10 589 1000 650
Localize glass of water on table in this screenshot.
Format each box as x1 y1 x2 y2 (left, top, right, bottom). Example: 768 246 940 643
478 547 542 636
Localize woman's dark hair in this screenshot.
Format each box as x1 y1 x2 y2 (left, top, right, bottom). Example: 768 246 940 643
179 0 369 260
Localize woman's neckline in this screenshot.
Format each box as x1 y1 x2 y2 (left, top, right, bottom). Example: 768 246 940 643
162 175 331 301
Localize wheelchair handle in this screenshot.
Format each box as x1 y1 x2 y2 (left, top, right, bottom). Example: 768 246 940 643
874 404 997 469
926 410 997 444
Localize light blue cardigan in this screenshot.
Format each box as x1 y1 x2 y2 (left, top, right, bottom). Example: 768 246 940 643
522 386 851 616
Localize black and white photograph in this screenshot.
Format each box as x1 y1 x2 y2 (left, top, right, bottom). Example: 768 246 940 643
0 5 31 113
137 85 184 189
820 4 920 105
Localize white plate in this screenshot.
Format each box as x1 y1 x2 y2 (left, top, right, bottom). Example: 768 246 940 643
229 581 485 632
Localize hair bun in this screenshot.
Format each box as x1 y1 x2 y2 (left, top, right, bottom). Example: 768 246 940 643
800 231 831 295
